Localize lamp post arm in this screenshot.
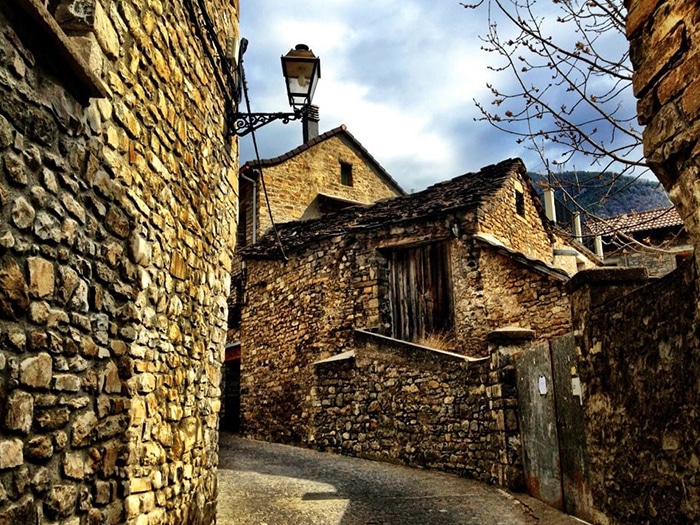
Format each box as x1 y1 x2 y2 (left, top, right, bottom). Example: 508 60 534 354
229 108 307 137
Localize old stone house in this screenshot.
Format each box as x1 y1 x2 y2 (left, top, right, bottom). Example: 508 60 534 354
585 206 692 276
223 125 405 431
237 124 405 249
0 1 238 524
237 157 596 445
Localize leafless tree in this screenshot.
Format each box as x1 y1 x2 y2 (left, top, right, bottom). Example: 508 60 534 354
464 0 647 208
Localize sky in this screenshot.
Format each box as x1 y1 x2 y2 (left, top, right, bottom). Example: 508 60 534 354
236 1 636 193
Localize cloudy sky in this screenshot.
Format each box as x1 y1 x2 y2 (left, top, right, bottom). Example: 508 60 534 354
236 1 634 193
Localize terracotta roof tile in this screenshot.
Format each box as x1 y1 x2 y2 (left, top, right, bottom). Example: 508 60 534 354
585 206 683 236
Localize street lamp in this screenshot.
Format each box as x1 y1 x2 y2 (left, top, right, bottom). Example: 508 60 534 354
231 43 321 138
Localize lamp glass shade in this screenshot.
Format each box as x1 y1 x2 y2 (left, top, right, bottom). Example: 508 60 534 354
281 44 321 108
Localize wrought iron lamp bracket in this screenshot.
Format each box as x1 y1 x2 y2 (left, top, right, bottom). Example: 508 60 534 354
229 108 306 137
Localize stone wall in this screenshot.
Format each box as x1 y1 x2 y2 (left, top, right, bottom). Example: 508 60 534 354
241 208 573 441
626 0 700 244
451 242 572 356
569 263 699 524
0 1 238 524
240 232 377 443
311 330 525 489
477 173 554 263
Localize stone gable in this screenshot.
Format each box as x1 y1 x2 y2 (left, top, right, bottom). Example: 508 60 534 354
238 127 404 247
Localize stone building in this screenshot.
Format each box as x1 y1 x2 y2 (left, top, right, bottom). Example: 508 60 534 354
585 206 692 276
237 158 595 446
0 1 238 524
237 124 405 249
223 124 404 431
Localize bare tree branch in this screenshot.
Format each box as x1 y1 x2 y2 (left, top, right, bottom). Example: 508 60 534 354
464 0 647 197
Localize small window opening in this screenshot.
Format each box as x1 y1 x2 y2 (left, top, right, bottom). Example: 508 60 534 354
515 189 525 217
340 162 353 186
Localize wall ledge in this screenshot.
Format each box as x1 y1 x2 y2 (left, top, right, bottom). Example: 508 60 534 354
565 266 649 294
2 0 108 104
354 328 486 363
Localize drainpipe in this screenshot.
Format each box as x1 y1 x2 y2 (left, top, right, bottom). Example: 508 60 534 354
240 172 258 244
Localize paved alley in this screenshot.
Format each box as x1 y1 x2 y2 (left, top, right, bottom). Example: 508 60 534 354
217 434 583 525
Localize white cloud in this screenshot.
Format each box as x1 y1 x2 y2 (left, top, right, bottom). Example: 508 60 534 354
238 1 638 191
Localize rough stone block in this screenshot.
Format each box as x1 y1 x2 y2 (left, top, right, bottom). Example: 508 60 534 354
0 439 23 469
24 435 54 462
44 484 78 519
19 353 53 389
0 256 29 320
4 390 33 434
28 257 55 299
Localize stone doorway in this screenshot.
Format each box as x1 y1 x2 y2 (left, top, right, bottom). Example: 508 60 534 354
221 344 241 432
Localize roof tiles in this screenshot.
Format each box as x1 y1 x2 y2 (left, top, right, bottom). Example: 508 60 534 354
240 158 526 258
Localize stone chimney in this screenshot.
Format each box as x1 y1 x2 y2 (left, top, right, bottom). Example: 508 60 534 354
303 104 320 143
543 187 557 223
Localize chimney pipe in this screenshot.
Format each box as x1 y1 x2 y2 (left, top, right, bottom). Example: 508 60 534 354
303 105 320 143
543 187 557 223
573 212 582 242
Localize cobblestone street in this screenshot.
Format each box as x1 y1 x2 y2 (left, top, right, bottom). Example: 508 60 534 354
217 434 582 525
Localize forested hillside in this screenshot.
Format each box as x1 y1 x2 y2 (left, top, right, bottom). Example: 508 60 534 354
529 171 671 218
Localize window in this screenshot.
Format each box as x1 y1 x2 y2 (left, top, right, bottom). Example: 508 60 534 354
4 0 107 104
340 162 353 186
515 189 525 217
388 242 453 342
514 180 525 217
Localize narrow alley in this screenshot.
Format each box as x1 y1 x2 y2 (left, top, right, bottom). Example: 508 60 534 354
217 434 583 525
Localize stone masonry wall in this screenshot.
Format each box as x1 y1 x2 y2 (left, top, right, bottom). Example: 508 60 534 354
451 242 571 357
252 132 403 240
626 0 700 244
569 263 699 524
311 330 524 489
240 233 380 443
241 209 570 442
0 1 238 524
477 171 553 263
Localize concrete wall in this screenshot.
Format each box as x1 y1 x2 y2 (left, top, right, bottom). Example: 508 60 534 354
0 1 238 523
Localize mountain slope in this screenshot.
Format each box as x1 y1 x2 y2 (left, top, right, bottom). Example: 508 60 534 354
528 171 671 218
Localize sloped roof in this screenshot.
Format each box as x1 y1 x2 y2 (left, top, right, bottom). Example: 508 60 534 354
240 158 527 259
585 206 683 236
239 124 405 195
473 233 571 280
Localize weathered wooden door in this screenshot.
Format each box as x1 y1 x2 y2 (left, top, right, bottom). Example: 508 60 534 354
515 342 563 509
550 334 595 522
515 334 594 521
389 243 452 342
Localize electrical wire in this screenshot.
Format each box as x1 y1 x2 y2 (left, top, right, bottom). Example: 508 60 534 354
183 2 287 260
238 53 288 262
